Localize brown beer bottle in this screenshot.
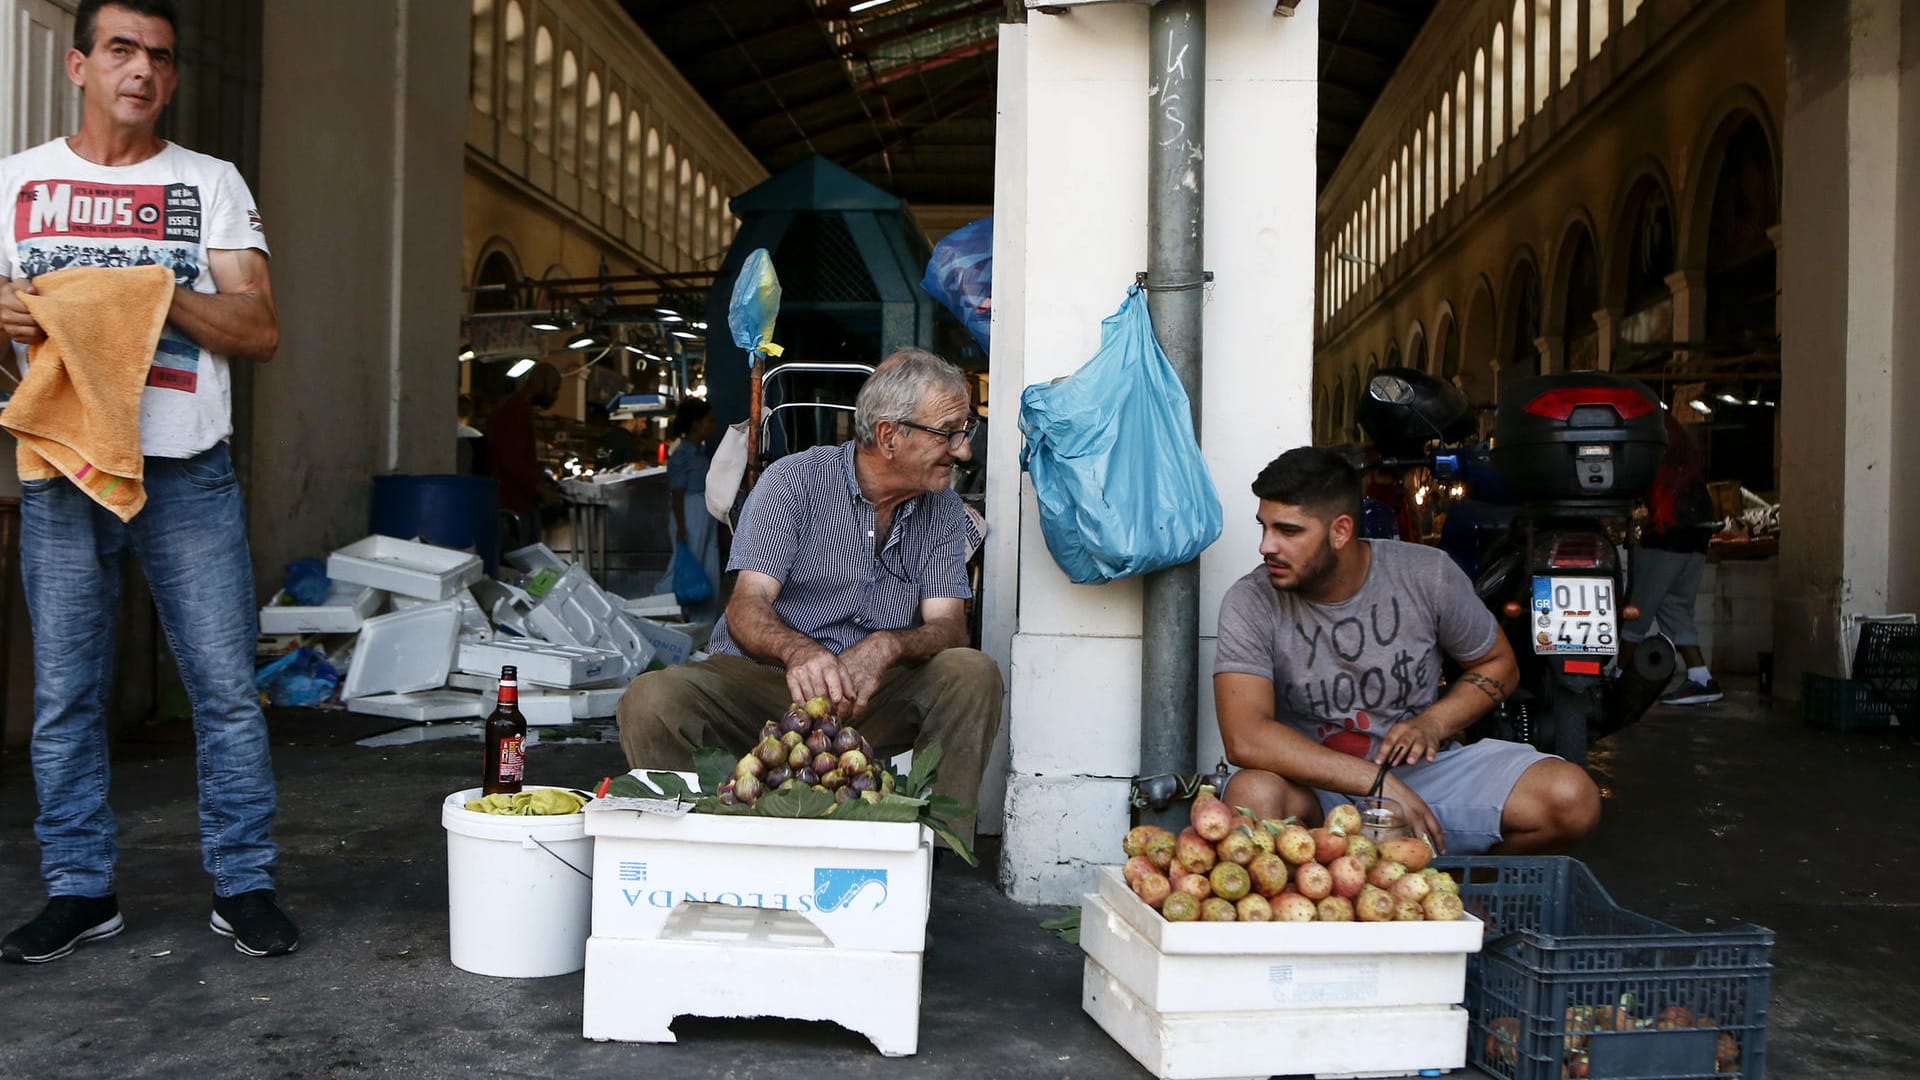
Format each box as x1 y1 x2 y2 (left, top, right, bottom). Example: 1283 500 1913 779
482 665 527 795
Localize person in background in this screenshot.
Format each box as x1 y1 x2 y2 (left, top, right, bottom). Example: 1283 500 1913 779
456 393 483 475
484 360 561 549
1622 411 1722 705
0 0 296 961
662 398 719 618
598 407 660 470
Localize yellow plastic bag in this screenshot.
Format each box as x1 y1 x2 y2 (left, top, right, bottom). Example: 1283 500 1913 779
464 789 586 816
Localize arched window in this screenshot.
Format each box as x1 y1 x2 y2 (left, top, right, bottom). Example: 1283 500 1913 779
1533 0 1551 113
1389 161 1400 254
1624 0 1644 22
678 158 694 253
644 125 662 221
583 71 602 189
1589 0 1610 56
1454 73 1468 191
502 1 525 134
559 50 579 173
1424 111 1437 220
530 26 553 154
1560 228 1600 369
471 0 494 115
1559 0 1580 87
472 248 519 314
1490 25 1506 155
1399 145 1410 244
661 142 679 249
625 112 642 210
708 184 725 255
1440 315 1461 380
1511 1 1527 136
1411 332 1428 373
1471 49 1486 173
1412 131 1425 229
1506 261 1542 375
1385 341 1401 369
692 171 709 255
605 91 623 203
1440 93 1452 201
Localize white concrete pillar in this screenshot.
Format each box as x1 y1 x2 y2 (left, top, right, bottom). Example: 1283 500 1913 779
994 0 1316 904
1777 0 1903 684
1663 269 1706 368
251 2 467 589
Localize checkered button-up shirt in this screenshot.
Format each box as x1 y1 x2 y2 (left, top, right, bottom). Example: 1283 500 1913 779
707 441 973 660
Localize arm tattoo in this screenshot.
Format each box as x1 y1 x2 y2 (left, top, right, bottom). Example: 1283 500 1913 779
1458 671 1507 705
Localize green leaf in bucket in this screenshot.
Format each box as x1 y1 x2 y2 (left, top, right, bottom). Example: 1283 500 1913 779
751 784 838 818
901 741 943 799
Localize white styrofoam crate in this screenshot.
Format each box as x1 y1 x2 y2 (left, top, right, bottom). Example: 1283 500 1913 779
622 594 683 621
1082 956 1467 1080
517 692 575 727
583 911 922 1055
629 617 694 667
327 534 483 601
571 685 623 719
1081 891 1475 1013
345 689 489 722
585 798 932 952
502 542 568 574
456 637 624 689
339 602 461 699
258 583 385 635
1088 868 1480 1006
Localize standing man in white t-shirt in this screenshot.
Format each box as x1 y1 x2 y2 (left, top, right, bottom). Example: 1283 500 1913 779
0 0 296 962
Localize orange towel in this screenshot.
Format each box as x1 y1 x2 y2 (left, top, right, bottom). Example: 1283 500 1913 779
0 264 174 521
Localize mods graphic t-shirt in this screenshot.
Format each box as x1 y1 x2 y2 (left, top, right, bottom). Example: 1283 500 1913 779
1213 540 1500 759
0 138 269 458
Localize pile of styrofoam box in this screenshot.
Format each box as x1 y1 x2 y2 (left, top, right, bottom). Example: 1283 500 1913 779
1079 866 1483 1080
581 785 933 1056
259 535 701 724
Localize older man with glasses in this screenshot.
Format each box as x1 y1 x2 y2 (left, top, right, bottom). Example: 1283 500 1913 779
615 347 1003 842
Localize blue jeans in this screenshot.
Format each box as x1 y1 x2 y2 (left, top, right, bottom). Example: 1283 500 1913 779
20 442 278 899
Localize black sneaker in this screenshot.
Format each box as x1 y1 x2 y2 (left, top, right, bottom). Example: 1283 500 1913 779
1660 678 1725 706
210 890 299 957
1 895 124 964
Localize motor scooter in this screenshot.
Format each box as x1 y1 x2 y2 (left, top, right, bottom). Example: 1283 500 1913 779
1356 368 1678 765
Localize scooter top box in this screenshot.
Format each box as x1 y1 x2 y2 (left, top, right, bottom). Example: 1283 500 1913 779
585 784 933 953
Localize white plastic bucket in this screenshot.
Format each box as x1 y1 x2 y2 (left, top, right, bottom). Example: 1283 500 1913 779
443 786 594 977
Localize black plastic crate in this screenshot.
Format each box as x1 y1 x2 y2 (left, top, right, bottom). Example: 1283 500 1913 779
1803 672 1903 732
1432 856 1772 1080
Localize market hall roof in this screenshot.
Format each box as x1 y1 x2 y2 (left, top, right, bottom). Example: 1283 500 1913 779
617 0 1437 207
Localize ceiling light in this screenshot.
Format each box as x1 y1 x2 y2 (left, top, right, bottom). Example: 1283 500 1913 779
567 334 597 350
528 316 565 332
655 307 679 318
1688 399 1712 415
507 358 536 378
458 347 475 363
623 344 646 355
692 321 708 331
659 314 685 324
672 330 699 340
849 0 895 12
1716 393 1741 405
693 382 708 398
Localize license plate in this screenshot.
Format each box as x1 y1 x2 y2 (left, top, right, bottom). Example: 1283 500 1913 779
1530 576 1617 655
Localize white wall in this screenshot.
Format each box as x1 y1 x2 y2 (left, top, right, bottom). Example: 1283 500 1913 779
992 0 1318 905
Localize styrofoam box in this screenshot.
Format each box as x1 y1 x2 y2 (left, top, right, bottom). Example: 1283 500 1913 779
583 907 922 1055
346 689 489 722
517 692 575 727
623 594 683 621
571 685 623 719
1082 957 1467 1080
456 638 623 688
584 800 932 952
629 617 694 667
328 534 483 601
339 602 461 699
1084 868 1482 1013
258 583 385 635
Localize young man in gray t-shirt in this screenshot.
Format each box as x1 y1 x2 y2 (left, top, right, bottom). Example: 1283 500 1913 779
1214 448 1600 855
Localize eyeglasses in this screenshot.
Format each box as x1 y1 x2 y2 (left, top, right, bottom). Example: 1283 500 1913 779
896 417 979 451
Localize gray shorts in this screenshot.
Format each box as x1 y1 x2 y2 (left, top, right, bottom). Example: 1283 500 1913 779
1623 546 1706 646
1310 739 1555 855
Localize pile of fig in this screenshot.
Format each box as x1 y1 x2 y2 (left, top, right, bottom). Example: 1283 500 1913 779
1119 786 1466 923
717 696 894 808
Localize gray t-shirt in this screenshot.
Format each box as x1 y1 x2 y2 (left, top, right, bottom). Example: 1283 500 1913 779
1213 540 1500 759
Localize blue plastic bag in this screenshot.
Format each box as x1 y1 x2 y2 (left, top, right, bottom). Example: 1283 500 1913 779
1019 286 1222 584
671 541 714 606
921 216 993 351
281 557 330 607
254 646 340 708
727 248 784 367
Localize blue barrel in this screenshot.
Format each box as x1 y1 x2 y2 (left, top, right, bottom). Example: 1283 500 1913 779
369 474 501 573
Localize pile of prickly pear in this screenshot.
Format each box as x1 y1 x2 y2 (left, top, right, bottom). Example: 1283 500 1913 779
718 696 894 808
1118 786 1466 923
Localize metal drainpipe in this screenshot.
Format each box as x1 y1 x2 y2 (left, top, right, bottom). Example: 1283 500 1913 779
1139 0 1206 833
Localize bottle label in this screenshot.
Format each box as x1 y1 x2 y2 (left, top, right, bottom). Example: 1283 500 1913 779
499 682 518 706
497 737 525 782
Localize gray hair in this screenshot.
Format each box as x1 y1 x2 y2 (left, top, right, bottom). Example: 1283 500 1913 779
854 347 967 447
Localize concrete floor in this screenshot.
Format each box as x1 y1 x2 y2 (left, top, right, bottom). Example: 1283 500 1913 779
0 678 1912 1079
